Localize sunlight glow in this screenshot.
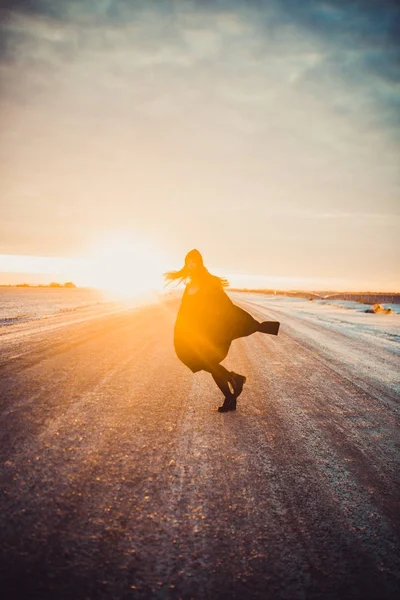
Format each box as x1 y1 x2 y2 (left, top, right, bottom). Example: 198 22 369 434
80 233 169 298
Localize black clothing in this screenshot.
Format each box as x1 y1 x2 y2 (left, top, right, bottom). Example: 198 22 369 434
174 275 279 373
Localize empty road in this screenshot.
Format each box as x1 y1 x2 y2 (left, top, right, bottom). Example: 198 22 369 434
0 295 399 599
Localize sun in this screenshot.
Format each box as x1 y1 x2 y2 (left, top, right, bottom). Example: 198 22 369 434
80 233 168 298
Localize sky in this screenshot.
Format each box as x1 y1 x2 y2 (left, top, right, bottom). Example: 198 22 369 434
0 0 399 292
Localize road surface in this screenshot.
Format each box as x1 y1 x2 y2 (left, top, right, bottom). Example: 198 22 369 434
0 295 399 599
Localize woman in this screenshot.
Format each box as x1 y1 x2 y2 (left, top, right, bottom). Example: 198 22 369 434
164 249 280 412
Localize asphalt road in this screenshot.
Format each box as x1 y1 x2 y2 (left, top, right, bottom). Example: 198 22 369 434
0 295 399 599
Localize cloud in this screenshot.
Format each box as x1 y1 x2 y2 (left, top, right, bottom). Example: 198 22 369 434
0 0 398 285
263 1 400 51
1 1 398 158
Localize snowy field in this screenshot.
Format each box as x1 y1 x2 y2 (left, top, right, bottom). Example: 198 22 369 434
0 287 160 342
0 287 112 324
236 293 400 352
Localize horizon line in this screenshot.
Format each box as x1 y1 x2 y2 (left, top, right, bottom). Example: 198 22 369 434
1 282 399 296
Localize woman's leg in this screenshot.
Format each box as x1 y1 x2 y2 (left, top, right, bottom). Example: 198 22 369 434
203 363 234 397
203 363 238 412
230 371 247 397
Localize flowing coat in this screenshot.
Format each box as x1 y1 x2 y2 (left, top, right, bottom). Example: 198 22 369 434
174 275 261 373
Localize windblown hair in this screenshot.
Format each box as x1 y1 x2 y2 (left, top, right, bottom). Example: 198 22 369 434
164 249 229 288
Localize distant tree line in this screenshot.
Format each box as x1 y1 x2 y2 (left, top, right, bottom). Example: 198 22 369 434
12 282 77 288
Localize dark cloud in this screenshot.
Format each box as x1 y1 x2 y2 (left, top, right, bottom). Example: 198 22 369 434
254 0 400 129
361 49 400 84
0 0 64 20
0 0 398 129
2 1 399 56
0 0 177 23
269 0 400 48
270 0 400 83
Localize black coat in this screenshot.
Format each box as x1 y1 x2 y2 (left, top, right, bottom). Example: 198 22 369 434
174 276 260 373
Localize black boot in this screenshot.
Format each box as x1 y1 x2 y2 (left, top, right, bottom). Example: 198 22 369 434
218 395 237 412
258 321 280 335
230 372 246 397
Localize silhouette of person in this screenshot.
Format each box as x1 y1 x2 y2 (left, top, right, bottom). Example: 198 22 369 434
165 249 280 412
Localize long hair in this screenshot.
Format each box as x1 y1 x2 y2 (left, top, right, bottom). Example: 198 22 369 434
164 249 229 287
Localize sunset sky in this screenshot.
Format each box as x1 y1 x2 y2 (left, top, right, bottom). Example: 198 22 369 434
0 0 399 292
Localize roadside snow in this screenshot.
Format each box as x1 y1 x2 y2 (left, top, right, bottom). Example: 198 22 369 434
237 294 400 354
232 293 400 400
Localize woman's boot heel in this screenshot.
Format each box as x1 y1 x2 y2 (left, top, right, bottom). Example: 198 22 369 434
218 396 237 412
